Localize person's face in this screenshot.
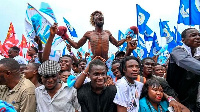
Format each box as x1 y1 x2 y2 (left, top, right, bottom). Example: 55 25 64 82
183 29 200 48
59 57 72 71
20 65 26 74
153 65 164 77
89 65 107 89
143 59 155 76
27 47 36 56
72 64 79 73
8 49 18 58
124 59 140 80
24 63 35 80
94 12 104 27
78 61 86 72
0 64 7 85
111 63 122 79
148 85 163 104
59 71 71 83
41 74 59 90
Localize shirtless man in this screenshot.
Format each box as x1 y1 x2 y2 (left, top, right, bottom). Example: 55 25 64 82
57 11 138 60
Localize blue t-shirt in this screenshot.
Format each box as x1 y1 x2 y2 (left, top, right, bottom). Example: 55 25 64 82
139 97 169 112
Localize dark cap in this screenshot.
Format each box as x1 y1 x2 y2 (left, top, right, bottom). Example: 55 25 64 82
115 51 125 58
38 60 61 76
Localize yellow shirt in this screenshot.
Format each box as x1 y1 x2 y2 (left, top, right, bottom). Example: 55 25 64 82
0 77 36 112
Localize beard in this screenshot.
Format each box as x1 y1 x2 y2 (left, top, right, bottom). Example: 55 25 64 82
96 21 104 27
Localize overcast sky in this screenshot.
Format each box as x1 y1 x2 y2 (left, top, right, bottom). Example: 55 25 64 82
0 0 197 54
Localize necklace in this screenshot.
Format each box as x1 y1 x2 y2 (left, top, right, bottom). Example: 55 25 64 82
146 99 163 112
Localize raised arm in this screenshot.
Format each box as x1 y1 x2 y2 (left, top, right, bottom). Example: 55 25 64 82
34 36 43 63
109 33 126 47
59 27 89 49
42 23 58 61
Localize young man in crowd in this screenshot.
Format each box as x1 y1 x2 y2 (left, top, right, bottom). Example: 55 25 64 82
77 58 117 112
167 28 200 111
0 58 36 112
35 60 81 112
8 46 27 64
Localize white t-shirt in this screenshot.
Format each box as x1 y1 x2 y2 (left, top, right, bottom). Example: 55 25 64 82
113 76 143 112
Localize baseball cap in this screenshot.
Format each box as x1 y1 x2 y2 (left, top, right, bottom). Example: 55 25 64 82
115 51 125 58
38 60 61 76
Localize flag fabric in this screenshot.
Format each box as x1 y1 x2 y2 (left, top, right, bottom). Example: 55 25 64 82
118 30 127 51
144 33 153 41
19 35 28 56
167 31 177 53
106 54 115 69
174 26 183 46
25 3 62 49
159 19 172 37
39 2 57 22
177 0 190 25
2 23 19 57
25 42 32 61
149 32 161 57
49 49 61 62
157 55 168 65
145 25 153 36
5 22 16 40
63 17 78 38
132 50 138 58
0 41 5 55
136 4 150 34
191 0 200 25
26 3 51 44
156 44 168 56
62 46 67 56
137 36 148 59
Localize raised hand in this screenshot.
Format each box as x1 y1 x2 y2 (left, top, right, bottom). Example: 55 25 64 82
66 44 71 52
85 52 90 59
50 23 58 36
77 51 82 59
127 39 137 51
93 56 106 62
34 36 42 45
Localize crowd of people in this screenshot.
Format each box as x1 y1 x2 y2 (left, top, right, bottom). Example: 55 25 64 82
0 10 200 112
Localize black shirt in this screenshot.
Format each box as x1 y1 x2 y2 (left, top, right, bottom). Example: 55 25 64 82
77 82 117 112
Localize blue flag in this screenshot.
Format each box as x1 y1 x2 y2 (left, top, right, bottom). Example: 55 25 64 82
136 4 150 34
149 32 161 57
191 0 200 25
63 17 78 38
118 30 127 51
39 2 57 22
144 25 153 41
159 19 172 37
177 0 190 25
62 46 66 56
167 31 177 53
137 36 148 59
156 44 168 56
157 55 168 65
132 50 138 58
174 26 183 46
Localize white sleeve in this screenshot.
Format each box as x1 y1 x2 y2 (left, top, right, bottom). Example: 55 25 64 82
113 85 128 107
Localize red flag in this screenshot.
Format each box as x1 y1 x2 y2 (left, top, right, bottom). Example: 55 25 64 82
19 35 28 56
25 42 32 60
2 22 19 56
0 41 5 55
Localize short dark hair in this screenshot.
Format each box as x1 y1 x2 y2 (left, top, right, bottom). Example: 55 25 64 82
59 55 72 62
122 56 141 71
89 59 106 73
141 57 155 66
0 58 20 71
10 46 20 52
181 28 196 39
112 59 123 76
78 59 87 65
140 79 163 100
31 46 38 53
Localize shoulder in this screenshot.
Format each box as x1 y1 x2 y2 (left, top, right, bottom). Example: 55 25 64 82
21 78 35 94
115 77 128 89
104 30 112 35
84 31 93 36
106 85 117 94
171 46 187 54
135 80 144 88
78 82 90 93
139 97 147 106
